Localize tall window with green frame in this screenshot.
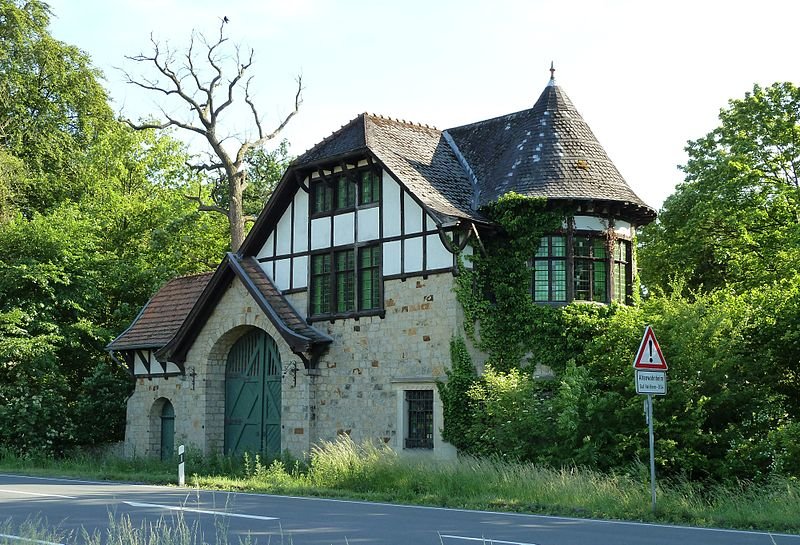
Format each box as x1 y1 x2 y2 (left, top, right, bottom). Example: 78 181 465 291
310 254 331 315
311 181 332 214
359 246 381 310
573 236 607 303
335 249 355 312
531 235 566 302
613 240 630 302
358 170 380 205
336 176 355 209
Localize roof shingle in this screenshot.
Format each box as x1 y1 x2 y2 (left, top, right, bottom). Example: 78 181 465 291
106 272 213 351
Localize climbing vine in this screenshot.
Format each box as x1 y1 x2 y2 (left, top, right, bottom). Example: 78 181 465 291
454 192 564 372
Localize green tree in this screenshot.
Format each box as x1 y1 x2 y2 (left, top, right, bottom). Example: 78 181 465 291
640 82 800 294
0 0 114 214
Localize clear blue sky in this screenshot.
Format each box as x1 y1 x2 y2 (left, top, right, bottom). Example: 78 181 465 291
47 0 800 209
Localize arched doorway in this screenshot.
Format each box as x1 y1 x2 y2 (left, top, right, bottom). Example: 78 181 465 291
224 329 281 458
160 400 175 461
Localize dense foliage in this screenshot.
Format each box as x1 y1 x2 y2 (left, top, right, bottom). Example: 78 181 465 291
0 0 232 455
640 82 800 294
444 83 800 482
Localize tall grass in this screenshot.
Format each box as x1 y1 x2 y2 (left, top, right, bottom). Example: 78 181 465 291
2 439 798 534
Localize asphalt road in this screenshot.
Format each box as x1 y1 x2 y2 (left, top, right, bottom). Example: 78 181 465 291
1 474 798 545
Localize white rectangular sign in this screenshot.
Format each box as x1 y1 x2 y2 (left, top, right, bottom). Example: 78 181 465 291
636 370 667 395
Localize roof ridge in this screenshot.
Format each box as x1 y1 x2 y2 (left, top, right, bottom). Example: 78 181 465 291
365 112 439 131
295 113 367 161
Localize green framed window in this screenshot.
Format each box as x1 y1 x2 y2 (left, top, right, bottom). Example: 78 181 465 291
531 231 630 305
531 236 566 302
336 176 355 210
358 170 380 205
573 236 607 302
359 246 381 310
310 245 382 317
335 249 355 312
309 167 380 215
613 240 630 303
310 254 331 315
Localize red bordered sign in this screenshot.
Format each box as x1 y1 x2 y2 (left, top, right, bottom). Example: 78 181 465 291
633 325 667 370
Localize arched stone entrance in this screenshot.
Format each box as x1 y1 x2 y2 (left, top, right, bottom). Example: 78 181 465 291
224 328 282 458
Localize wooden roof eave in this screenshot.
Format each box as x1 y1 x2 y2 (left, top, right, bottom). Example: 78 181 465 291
226 253 333 354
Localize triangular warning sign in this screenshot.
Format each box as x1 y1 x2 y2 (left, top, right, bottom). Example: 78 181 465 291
633 325 667 370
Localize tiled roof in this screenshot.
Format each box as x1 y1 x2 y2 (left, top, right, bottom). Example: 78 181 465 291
106 272 213 351
445 82 656 222
294 113 484 223
365 115 482 221
294 114 368 165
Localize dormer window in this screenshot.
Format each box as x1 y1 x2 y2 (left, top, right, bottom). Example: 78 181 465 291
530 232 631 305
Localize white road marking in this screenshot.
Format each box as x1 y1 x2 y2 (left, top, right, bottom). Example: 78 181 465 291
0 489 77 500
123 501 278 521
4 475 800 540
440 535 539 545
0 533 64 545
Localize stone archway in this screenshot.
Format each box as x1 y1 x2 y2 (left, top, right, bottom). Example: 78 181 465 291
223 328 282 458
148 397 173 459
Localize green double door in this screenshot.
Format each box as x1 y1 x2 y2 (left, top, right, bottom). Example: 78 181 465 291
224 329 281 458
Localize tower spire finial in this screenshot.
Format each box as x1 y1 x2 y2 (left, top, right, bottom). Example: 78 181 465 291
548 61 556 86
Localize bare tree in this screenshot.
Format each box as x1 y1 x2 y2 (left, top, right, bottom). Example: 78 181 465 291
123 22 302 251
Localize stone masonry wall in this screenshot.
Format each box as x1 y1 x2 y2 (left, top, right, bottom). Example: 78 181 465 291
125 271 465 460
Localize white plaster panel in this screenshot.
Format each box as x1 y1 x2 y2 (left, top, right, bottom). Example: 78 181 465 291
165 362 181 374
259 260 274 282
258 232 275 259
357 207 380 242
292 255 308 289
614 220 632 238
275 258 291 291
133 355 148 375
574 215 608 232
382 172 401 237
333 212 355 247
404 236 423 272
275 208 292 255
426 234 452 270
311 218 330 250
404 193 423 234
151 360 165 374
426 215 437 231
293 190 309 252
383 240 401 276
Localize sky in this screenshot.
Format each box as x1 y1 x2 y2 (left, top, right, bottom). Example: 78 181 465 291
46 0 800 210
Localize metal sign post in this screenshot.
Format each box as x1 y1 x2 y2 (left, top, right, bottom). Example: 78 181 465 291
634 325 667 514
646 395 656 512
178 444 185 486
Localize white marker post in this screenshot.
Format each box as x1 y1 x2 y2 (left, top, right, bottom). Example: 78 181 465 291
633 325 667 514
178 444 185 487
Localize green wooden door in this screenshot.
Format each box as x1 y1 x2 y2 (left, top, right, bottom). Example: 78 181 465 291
224 329 281 458
160 400 175 461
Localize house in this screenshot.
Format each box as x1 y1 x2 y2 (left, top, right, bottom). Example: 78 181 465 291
107 70 656 460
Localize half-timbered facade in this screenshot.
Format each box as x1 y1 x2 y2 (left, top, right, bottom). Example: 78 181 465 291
108 72 656 460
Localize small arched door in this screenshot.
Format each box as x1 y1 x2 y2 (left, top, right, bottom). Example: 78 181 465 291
160 400 175 461
224 329 281 458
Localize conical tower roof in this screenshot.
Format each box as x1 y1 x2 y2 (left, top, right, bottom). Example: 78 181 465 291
445 71 655 223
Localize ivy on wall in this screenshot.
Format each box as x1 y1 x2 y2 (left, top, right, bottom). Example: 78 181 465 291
454 192 565 372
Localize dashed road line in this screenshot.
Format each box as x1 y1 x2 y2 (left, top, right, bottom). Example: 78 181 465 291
0 533 64 545
0 489 77 500
123 501 278 521
440 535 539 545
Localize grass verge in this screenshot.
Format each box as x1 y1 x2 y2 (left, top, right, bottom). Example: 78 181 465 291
1 438 798 534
